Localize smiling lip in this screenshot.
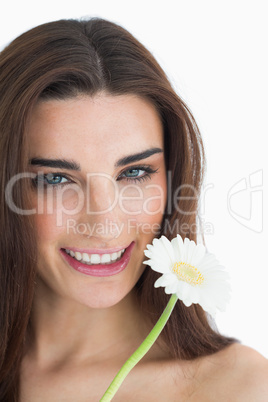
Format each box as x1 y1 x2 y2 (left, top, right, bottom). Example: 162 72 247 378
61 245 127 254
59 242 135 277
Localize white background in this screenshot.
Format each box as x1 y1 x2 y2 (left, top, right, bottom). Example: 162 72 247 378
1 1 267 357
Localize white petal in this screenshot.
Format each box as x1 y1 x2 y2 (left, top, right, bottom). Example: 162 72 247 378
146 244 154 251
190 244 206 266
171 236 185 261
203 273 230 287
164 281 179 294
200 285 230 311
159 236 175 262
176 280 191 300
183 237 190 247
145 252 172 268
150 239 172 262
144 250 153 258
198 253 219 271
144 260 170 274
154 274 175 288
186 286 200 304
181 296 193 307
198 292 214 313
184 239 198 264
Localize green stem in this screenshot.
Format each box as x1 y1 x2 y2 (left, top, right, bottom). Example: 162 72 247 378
100 293 178 401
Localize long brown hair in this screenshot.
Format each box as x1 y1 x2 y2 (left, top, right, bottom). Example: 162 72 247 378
0 18 236 400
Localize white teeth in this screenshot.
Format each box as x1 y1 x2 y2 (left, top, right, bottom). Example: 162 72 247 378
91 254 101 264
101 254 111 263
111 252 118 261
117 250 122 258
65 248 126 265
74 252 82 261
82 253 90 262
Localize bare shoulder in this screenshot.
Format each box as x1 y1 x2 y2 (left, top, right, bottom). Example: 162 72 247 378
194 343 268 401
221 343 268 383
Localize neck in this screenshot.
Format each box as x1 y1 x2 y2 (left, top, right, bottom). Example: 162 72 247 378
26 279 150 370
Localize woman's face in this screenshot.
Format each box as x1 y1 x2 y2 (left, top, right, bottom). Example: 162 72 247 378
27 93 167 308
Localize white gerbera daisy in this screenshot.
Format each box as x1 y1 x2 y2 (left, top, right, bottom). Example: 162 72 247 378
100 235 231 400
143 234 231 317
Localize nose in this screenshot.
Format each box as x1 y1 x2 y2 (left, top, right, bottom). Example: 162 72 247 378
77 173 122 240
87 173 118 215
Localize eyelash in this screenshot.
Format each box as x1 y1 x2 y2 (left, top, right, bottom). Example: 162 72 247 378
31 165 159 188
118 165 158 183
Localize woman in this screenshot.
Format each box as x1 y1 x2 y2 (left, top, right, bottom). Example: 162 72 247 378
0 18 267 401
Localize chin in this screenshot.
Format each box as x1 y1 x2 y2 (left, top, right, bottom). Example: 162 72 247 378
76 284 135 310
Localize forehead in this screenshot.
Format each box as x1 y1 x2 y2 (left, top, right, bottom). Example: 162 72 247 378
27 93 164 163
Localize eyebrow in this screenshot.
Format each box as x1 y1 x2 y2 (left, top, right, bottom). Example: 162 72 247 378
29 158 81 170
29 147 163 170
115 147 163 167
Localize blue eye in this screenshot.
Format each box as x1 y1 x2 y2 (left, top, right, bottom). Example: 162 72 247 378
124 168 144 178
33 173 69 187
118 166 158 183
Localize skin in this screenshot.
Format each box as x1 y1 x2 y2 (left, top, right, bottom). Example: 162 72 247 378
20 93 268 401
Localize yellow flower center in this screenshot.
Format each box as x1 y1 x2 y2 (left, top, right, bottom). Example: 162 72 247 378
172 262 204 286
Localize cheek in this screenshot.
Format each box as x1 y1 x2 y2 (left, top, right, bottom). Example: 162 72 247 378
31 186 84 234
118 182 166 215
34 213 62 244
38 186 83 213
121 175 167 236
